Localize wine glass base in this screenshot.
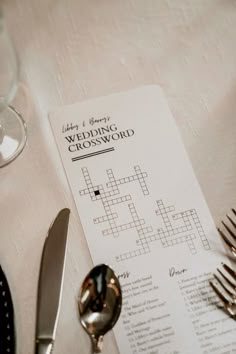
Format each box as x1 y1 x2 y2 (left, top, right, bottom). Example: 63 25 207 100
0 106 27 167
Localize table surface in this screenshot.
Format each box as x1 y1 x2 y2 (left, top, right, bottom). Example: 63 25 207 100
1 1 236 353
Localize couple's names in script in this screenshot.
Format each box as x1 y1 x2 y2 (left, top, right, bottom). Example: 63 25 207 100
62 115 111 133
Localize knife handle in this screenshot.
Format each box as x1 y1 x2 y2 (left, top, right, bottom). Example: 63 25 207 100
35 340 53 354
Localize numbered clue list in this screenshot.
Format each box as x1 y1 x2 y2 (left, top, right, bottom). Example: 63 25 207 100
50 86 236 354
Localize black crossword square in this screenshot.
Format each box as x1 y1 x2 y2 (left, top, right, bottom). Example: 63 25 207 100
94 190 100 196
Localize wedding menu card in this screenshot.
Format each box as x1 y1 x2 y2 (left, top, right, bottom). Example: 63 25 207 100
50 86 236 354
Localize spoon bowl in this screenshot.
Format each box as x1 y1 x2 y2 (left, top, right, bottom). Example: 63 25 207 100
78 264 122 353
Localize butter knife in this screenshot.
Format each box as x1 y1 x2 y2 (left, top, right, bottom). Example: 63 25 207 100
35 208 70 354
0 266 15 354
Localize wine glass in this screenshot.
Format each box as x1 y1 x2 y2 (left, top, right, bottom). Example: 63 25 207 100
0 8 27 168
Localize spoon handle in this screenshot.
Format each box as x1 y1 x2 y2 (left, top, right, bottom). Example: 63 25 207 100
92 335 103 353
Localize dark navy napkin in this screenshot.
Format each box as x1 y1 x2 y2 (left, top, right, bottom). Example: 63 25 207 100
0 266 15 353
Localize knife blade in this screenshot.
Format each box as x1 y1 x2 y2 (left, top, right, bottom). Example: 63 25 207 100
35 208 70 354
0 265 15 354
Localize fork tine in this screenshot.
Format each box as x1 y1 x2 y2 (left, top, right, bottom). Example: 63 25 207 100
213 273 236 300
222 263 236 281
217 227 236 257
210 280 230 306
222 220 236 241
226 214 236 231
217 267 236 290
232 208 236 217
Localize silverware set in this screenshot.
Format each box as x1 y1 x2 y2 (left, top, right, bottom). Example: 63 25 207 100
5 206 236 354
210 208 236 319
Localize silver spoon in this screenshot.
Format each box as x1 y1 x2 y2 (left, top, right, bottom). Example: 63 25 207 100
78 264 122 353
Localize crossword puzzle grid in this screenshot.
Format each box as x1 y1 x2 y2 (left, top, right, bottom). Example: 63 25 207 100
79 166 211 262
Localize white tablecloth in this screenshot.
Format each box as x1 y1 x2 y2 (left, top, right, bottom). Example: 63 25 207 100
1 1 236 353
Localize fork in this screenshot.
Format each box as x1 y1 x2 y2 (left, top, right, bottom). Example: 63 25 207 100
210 262 236 318
217 208 236 257
209 208 236 318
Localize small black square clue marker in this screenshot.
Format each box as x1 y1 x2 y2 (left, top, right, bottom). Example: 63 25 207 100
94 190 100 196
